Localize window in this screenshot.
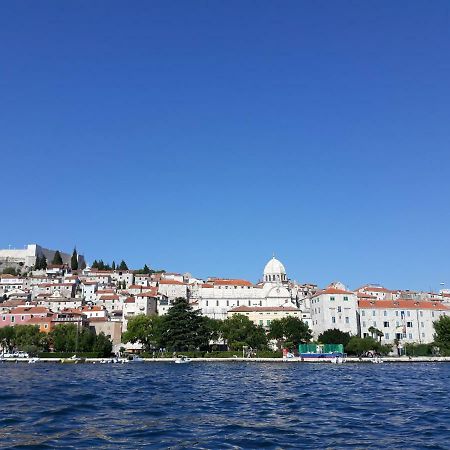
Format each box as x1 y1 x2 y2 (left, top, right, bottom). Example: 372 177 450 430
396 311 399 316
408 333 413 339
362 321 366 327
226 300 229 306
407 311 411 317
330 296 335 301
373 321 377 327
44 324 48 329
345 317 349 324
396 321 400 327
361 310 365 317
372 310 376 316
385 333 390 339
237 301 240 306
2 316 5 321
259 320 263 326
338 306 342 313
421 322 424 328
384 311 387 317
21 316 25 321
422 332 425 338
11 316 14 323
343 296 348 301
206 301 208 306
407 322 413 328
332 316 336 324
420 311 423 317
267 320 271 325
216 300 219 306
383 321 389 328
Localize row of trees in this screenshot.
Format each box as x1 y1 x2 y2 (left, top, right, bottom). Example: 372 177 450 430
0 324 112 357
91 260 128 271
123 298 313 352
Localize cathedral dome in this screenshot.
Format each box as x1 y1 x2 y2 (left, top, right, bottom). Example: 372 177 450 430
263 256 287 283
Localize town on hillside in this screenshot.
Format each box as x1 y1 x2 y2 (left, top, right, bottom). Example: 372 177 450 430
0 243 449 356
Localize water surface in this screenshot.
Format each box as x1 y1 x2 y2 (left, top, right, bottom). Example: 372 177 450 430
1 362 449 448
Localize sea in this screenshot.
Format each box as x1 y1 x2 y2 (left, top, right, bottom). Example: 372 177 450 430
0 362 449 449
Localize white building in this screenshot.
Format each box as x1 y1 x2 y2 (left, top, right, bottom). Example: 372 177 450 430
358 299 450 344
310 287 359 337
198 257 299 320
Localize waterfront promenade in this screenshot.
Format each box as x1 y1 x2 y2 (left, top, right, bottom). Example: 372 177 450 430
2 356 450 363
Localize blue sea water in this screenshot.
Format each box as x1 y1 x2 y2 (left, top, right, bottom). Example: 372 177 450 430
0 362 449 449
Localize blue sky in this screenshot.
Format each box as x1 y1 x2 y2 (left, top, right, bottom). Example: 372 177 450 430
1 1 449 291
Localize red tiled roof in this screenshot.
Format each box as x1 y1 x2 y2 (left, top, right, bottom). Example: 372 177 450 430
311 288 354 298
230 306 301 312
213 279 253 287
159 279 186 285
358 299 450 310
99 295 120 301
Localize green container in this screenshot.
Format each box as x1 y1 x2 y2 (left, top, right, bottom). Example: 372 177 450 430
323 344 344 354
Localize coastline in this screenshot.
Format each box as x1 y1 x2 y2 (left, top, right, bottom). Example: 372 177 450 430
2 356 450 364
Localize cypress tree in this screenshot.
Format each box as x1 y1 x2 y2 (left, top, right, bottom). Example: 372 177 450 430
112 261 116 270
119 260 128 270
52 250 63 265
71 248 78 270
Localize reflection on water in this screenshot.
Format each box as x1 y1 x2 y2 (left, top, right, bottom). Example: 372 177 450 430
1 362 450 448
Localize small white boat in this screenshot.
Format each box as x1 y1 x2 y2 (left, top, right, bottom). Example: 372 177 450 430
331 356 345 364
129 355 144 363
175 355 191 364
372 356 383 364
28 358 39 364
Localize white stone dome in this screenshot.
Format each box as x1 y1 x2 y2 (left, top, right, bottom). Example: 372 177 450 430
263 256 287 283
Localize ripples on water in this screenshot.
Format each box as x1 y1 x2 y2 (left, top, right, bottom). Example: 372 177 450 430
1 362 450 448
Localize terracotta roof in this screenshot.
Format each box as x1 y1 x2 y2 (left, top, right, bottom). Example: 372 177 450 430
128 284 146 290
361 286 396 294
99 295 120 301
230 306 301 312
9 306 50 315
88 317 108 322
27 316 53 324
357 292 377 299
311 288 354 298
358 299 450 310
159 279 186 285
213 279 253 287
125 297 135 303
200 284 214 288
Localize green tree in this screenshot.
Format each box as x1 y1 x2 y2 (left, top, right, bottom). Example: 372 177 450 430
221 314 268 350
34 256 42 270
50 324 78 352
345 336 380 355
433 315 450 355
268 317 312 350
2 267 17 276
14 325 49 354
41 256 47 270
0 326 16 352
122 314 163 352
112 261 116 270
92 260 99 269
118 260 128 270
52 250 63 265
71 248 78 270
318 328 352 347
160 298 209 351
93 332 113 357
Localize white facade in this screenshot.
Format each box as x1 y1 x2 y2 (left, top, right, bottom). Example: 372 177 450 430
358 299 450 344
198 257 298 320
310 288 359 337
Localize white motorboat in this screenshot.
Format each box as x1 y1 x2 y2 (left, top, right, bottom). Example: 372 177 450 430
28 358 39 364
175 355 191 364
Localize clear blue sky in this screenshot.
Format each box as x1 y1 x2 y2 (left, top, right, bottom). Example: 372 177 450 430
1 1 449 291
